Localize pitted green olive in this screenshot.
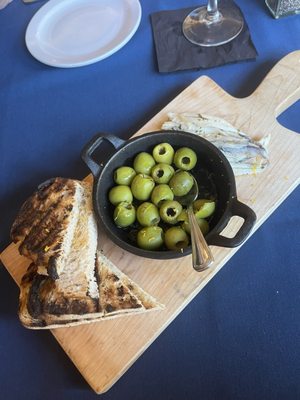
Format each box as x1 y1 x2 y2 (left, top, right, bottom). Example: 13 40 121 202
196 218 210 236
177 209 190 233
193 199 216 218
179 209 210 236
113 202 136 228
164 226 189 251
109 185 133 206
151 184 174 207
169 171 194 197
133 152 156 175
114 166 136 186
137 226 164 250
174 147 197 171
131 174 155 201
137 202 160 226
159 200 182 224
151 163 175 184
152 143 175 165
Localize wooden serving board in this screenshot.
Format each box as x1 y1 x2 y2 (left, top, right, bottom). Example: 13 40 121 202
1 51 300 394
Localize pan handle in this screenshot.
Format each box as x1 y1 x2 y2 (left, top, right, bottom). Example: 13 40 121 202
81 133 126 177
208 200 256 248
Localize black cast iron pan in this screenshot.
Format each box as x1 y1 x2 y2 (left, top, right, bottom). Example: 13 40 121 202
81 131 256 259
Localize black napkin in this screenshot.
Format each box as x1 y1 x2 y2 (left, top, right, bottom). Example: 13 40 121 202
150 2 258 73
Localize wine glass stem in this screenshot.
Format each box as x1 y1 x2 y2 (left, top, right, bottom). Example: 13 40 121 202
206 0 221 22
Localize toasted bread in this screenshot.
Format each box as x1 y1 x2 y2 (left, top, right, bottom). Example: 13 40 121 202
19 252 164 329
15 177 164 329
11 178 84 279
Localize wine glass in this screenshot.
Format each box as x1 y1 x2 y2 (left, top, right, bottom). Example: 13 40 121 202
182 0 244 47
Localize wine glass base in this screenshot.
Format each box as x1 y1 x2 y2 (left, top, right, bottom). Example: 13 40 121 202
182 4 244 47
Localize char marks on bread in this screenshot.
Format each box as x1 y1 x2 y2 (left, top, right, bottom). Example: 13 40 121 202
11 178 84 280
15 178 163 330
19 252 163 329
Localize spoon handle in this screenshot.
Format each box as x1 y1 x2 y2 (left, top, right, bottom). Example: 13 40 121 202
188 206 214 272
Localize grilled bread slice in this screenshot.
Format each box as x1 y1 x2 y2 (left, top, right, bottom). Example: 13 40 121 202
19 178 99 328
15 177 163 329
11 178 84 280
19 252 164 329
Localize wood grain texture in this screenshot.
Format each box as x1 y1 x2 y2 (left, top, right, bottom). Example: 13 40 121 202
1 51 300 394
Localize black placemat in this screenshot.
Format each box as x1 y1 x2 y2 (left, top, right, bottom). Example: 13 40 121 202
151 2 258 73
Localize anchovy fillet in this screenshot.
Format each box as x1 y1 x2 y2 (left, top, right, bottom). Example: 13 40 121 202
161 112 270 176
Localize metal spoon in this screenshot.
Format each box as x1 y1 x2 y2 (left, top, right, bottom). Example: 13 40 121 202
175 177 214 272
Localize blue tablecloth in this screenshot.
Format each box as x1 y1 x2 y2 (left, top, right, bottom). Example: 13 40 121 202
0 1 299 399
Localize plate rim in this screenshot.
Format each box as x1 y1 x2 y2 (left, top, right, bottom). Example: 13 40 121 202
25 0 142 68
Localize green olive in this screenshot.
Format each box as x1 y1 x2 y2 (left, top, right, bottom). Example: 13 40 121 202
109 185 133 206
169 171 194 197
152 143 175 165
151 163 174 184
151 184 174 207
137 226 164 250
196 219 210 236
131 174 155 201
174 147 197 171
114 166 136 185
177 209 188 223
133 152 156 175
178 209 191 233
137 202 160 227
164 227 189 251
113 202 136 228
159 200 182 225
179 210 210 236
193 199 216 218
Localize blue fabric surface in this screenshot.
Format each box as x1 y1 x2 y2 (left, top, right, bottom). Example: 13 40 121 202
0 0 299 399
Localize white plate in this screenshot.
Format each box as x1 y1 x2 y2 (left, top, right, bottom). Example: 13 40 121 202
25 0 142 68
